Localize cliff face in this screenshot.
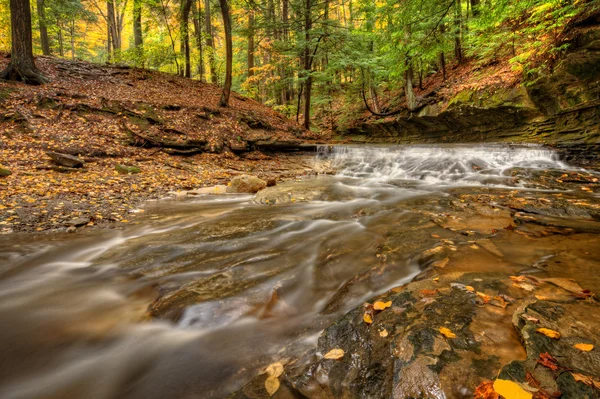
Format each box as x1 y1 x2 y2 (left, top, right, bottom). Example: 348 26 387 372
342 9 600 166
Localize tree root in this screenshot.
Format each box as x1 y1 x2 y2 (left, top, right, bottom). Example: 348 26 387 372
0 63 49 85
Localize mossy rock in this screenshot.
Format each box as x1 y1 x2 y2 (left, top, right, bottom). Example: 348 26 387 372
115 164 141 174
0 167 11 177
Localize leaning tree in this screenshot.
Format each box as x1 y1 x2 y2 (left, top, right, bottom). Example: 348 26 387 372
0 0 48 84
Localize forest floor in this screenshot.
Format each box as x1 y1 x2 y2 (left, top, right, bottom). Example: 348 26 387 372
0 55 326 233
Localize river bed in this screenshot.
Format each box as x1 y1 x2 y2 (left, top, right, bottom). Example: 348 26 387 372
1 144 599 398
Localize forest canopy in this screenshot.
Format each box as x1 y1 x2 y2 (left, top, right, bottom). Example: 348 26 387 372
1 0 597 125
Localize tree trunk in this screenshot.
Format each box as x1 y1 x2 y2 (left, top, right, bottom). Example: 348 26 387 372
247 9 255 92
0 0 48 84
470 0 480 17
454 0 463 63
181 0 192 78
70 20 75 60
205 0 217 84
133 0 143 63
303 0 312 130
191 1 204 80
439 51 446 81
36 0 51 55
405 62 417 110
218 0 232 107
57 19 64 57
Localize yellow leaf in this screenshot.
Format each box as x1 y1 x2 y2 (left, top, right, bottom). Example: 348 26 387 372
465 286 475 292
265 362 284 378
439 327 456 339
264 376 280 396
379 329 389 338
363 313 373 324
373 301 392 311
536 328 560 339
493 379 533 399
574 343 594 352
323 348 345 360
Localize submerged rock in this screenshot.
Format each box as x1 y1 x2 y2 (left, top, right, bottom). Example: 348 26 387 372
115 164 141 174
227 175 267 194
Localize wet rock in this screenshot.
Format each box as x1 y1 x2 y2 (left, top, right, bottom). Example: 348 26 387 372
66 217 90 227
496 299 600 398
188 185 228 195
115 164 141 174
227 175 267 194
0 167 11 177
46 151 84 168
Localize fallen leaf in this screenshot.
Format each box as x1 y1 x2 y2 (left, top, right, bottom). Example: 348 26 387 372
489 295 508 308
521 314 539 323
373 301 392 310
420 289 438 296
571 373 600 389
433 277 440 282
537 328 561 339
431 234 441 238
265 376 280 396
513 282 537 292
363 313 373 324
573 343 594 352
323 348 345 360
439 327 456 339
466 286 475 292
379 329 389 338
537 353 559 370
265 362 284 378
542 278 586 295
474 380 499 399
476 292 491 303
493 379 533 399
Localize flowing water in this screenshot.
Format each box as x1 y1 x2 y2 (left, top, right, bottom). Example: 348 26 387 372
0 144 598 399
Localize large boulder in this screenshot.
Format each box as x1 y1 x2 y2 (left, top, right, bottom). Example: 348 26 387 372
227 175 267 194
46 151 84 168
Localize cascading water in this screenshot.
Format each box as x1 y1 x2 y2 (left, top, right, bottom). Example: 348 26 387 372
0 144 597 399
316 144 570 186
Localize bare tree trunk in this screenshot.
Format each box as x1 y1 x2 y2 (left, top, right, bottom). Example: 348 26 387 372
191 0 204 80
405 62 417 110
36 0 51 55
181 0 192 78
454 0 463 63
133 0 143 63
247 9 255 93
69 20 75 60
470 0 480 17
303 0 312 129
205 0 217 84
57 19 64 56
439 51 446 81
218 0 232 107
0 0 48 84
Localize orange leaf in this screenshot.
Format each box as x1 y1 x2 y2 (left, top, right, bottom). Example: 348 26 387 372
323 348 345 360
439 327 456 338
373 301 392 310
537 353 559 370
474 380 499 399
573 343 594 352
537 328 560 339
363 313 373 324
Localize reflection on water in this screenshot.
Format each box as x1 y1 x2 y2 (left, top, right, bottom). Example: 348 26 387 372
0 144 598 398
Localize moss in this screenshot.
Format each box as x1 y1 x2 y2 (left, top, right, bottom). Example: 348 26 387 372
0 87 14 103
0 167 11 177
115 164 141 174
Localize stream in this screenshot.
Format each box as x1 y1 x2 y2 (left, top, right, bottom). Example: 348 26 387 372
1 144 599 399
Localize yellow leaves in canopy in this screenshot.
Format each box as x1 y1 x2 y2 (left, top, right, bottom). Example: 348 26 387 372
439 327 456 339
492 379 533 399
536 328 560 339
323 348 345 360
574 343 594 352
373 301 392 310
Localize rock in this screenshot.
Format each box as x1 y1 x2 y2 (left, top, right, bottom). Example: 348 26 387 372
66 226 77 233
496 299 600 398
66 217 90 227
115 164 141 174
266 178 277 187
227 175 267 194
46 151 84 168
0 167 11 177
188 185 228 195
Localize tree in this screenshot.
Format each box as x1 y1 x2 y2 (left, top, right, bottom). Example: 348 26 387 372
218 0 232 107
133 0 143 62
1 0 48 84
37 0 52 55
